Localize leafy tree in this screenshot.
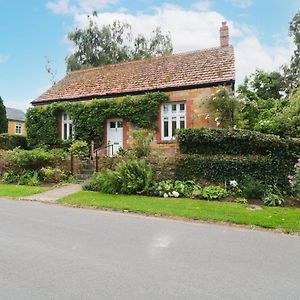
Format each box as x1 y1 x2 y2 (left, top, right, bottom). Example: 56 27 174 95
275 87 300 137
207 88 240 128
0 96 7 134
283 10 300 92
67 14 173 71
237 70 286 101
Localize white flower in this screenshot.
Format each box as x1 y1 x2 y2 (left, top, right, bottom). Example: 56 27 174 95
172 191 180 198
214 117 219 122
205 114 210 120
163 193 169 198
168 192 173 197
229 180 238 188
216 121 221 127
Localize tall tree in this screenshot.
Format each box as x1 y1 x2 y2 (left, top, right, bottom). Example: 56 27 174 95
283 10 300 92
0 96 7 134
237 70 286 101
66 14 173 71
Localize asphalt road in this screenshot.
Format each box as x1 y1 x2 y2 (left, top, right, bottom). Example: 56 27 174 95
0 199 299 300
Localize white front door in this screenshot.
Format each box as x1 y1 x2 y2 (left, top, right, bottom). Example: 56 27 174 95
107 119 123 156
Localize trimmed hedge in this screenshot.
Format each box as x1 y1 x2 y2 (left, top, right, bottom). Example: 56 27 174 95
177 128 300 156
176 155 284 187
0 134 27 150
176 128 300 191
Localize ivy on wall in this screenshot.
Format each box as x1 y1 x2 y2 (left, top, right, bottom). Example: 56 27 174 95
26 92 168 147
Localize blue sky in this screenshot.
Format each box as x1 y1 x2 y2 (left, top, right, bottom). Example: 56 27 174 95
0 0 299 110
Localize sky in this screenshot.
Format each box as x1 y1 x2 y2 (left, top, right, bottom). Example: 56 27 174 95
0 0 299 110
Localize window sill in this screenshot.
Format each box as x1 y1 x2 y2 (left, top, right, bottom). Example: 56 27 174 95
156 140 177 144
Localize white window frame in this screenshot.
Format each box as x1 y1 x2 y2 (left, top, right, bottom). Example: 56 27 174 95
62 113 74 140
15 123 22 135
161 102 186 141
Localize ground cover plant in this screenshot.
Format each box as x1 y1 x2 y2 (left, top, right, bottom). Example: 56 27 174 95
59 191 300 232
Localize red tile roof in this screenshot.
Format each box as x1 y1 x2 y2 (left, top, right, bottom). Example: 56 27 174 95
32 46 235 105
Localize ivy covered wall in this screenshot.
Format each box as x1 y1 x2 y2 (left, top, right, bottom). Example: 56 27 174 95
26 92 168 147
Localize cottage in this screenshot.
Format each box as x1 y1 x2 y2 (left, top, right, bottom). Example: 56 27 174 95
32 22 235 157
5 107 26 136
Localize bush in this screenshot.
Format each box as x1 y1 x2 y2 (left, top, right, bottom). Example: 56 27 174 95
202 186 229 200
0 134 27 150
241 176 265 199
131 129 154 158
154 180 201 198
263 191 285 206
7 148 68 171
40 167 70 183
2 170 41 186
69 140 89 159
84 159 155 195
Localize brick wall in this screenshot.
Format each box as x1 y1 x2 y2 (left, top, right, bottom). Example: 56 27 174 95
7 120 26 136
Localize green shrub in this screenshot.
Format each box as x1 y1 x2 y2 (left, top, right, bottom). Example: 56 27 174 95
241 176 265 199
234 197 248 205
115 160 155 195
84 170 120 194
7 148 68 171
202 186 229 200
0 134 27 150
2 170 19 183
18 171 40 186
69 140 90 159
84 160 155 195
131 129 154 158
40 167 70 183
263 192 285 207
2 170 41 186
154 180 201 198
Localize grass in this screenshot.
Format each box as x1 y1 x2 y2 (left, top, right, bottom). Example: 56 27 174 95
0 184 48 197
59 191 300 232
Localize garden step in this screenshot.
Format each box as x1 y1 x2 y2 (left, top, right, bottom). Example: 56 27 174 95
77 174 92 181
79 169 94 175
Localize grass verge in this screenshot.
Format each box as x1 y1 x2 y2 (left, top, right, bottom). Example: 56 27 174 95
59 191 300 232
0 184 48 197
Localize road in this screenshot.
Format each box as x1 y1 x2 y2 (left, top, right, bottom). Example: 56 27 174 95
0 198 299 300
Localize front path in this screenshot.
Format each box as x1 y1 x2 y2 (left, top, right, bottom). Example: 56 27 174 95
20 184 82 202
0 198 299 300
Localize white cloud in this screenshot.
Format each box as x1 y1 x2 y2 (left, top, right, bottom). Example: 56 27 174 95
226 0 253 8
55 2 293 86
191 0 212 11
0 54 8 64
47 0 117 15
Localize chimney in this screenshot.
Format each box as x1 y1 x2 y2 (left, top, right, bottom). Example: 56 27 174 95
220 21 229 48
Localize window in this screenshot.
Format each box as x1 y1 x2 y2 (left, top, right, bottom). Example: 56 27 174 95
15 123 22 135
161 102 186 140
62 113 74 140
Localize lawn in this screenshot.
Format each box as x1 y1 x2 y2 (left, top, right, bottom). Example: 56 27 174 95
60 191 300 232
0 184 48 197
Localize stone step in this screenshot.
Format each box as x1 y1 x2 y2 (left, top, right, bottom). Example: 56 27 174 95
79 169 94 175
77 174 92 181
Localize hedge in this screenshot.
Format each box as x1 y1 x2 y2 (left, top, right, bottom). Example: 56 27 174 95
177 128 300 156
176 155 287 188
0 134 27 150
176 128 300 191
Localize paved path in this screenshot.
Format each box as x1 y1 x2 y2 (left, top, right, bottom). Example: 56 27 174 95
0 198 299 300
21 183 82 202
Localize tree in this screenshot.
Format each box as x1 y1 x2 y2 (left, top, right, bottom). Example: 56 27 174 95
207 88 240 128
0 96 7 134
66 14 173 71
237 70 286 101
283 10 300 92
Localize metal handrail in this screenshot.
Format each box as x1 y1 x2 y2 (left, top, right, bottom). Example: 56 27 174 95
92 143 114 172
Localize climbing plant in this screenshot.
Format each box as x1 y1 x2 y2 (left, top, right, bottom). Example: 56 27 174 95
26 92 168 147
